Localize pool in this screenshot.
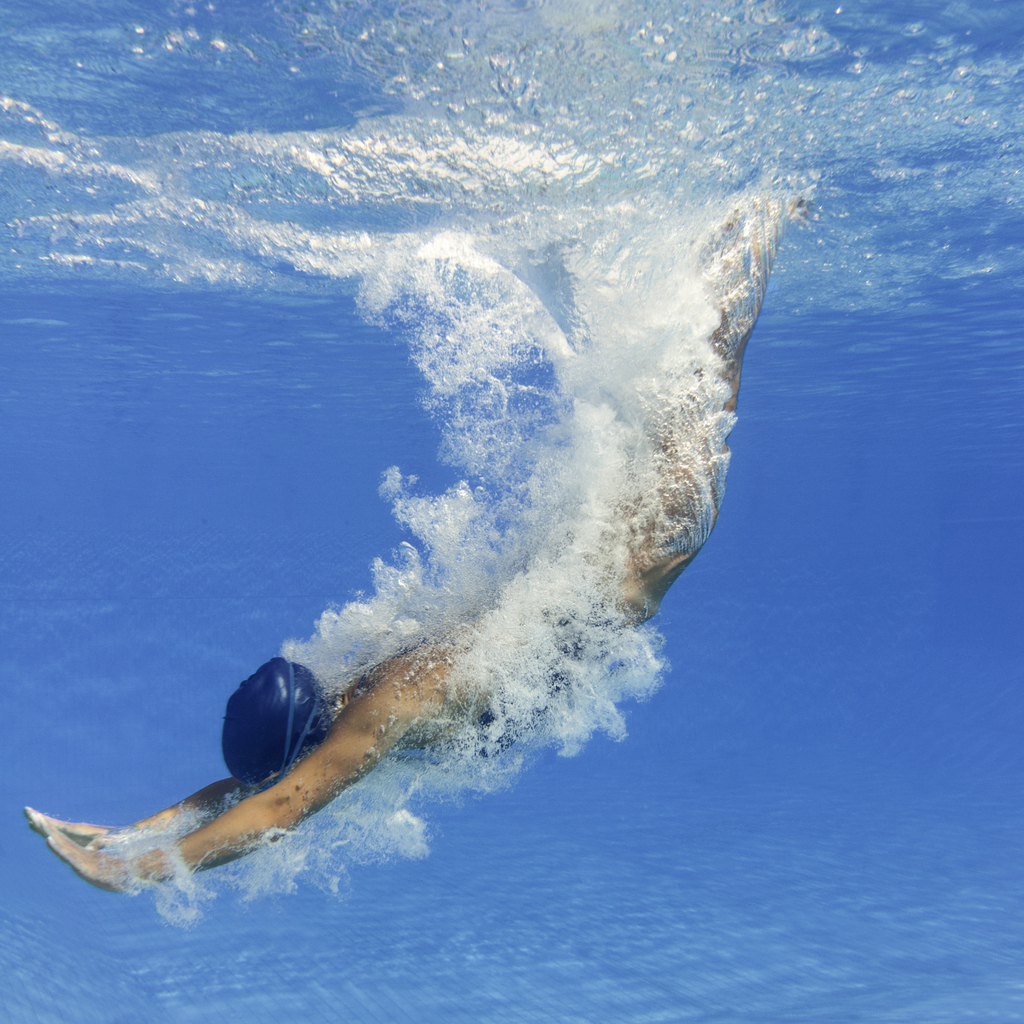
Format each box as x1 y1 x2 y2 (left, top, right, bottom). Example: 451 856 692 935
2 0 1023 1020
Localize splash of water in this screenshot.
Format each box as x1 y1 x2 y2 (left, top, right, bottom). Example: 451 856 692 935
4 0 1018 919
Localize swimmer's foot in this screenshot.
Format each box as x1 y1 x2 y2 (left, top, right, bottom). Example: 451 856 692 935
24 807 114 849
700 194 808 410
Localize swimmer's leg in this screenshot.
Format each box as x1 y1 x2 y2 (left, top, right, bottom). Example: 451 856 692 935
621 196 806 620
704 195 807 412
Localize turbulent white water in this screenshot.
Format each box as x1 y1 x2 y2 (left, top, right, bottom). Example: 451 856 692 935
3 0 1022 303
3 0 1021 918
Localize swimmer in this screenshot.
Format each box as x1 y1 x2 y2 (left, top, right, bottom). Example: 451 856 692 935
26 197 805 892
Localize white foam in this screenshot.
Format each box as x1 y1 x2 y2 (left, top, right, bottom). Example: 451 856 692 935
262 199 790 915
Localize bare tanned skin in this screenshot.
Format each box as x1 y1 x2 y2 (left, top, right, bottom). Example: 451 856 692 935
28 650 452 890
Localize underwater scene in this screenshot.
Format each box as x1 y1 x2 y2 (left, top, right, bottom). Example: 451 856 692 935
1 0 1022 1020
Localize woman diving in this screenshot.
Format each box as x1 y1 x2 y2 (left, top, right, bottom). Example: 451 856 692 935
26 195 806 892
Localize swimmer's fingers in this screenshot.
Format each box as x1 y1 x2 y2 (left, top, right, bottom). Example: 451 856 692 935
24 807 52 839
45 830 134 893
24 807 113 848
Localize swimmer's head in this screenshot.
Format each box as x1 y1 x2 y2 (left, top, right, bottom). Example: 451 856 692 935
221 658 329 786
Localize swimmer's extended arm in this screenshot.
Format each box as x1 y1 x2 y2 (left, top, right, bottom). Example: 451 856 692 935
134 778 250 829
25 777 250 851
37 650 452 891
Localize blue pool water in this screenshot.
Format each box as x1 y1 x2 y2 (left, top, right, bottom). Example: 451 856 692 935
2 0 1023 1020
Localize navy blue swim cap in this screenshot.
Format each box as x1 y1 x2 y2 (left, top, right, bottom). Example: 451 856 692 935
222 658 329 786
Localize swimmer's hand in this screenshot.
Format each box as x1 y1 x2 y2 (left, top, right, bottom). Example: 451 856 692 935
29 648 455 891
36 821 173 892
26 806 173 890
24 807 115 850
43 828 134 891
